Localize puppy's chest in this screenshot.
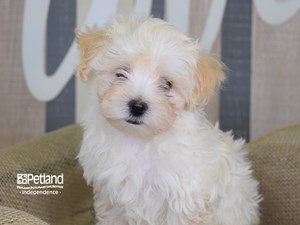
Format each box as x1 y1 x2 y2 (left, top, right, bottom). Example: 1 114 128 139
120 143 164 176
106 141 208 190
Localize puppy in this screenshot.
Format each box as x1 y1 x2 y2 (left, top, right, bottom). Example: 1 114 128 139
76 16 261 225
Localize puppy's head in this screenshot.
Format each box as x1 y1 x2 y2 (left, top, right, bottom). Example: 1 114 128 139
76 16 225 137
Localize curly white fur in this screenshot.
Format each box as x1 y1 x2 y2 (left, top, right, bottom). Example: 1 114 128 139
77 16 261 225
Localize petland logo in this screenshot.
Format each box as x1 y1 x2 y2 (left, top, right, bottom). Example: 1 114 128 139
17 173 63 195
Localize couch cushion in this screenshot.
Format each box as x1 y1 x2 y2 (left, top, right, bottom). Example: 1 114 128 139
249 125 300 225
0 205 49 225
0 125 94 225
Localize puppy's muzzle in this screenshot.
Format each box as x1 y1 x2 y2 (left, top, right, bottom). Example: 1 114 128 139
128 99 148 117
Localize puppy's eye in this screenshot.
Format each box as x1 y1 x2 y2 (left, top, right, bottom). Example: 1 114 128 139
115 73 128 79
161 79 173 91
166 80 172 89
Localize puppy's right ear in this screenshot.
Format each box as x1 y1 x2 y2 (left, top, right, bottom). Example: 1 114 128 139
75 28 110 81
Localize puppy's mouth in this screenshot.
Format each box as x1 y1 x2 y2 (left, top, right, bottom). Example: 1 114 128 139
125 119 143 125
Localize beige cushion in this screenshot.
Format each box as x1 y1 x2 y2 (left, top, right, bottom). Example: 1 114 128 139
249 125 300 225
0 205 49 225
0 125 94 225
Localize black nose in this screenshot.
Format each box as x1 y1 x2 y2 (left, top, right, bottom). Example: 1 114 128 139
128 99 148 117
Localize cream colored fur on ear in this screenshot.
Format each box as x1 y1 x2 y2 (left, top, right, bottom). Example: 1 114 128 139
76 29 110 80
190 54 225 109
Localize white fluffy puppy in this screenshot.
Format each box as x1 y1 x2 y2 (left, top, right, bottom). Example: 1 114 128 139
76 16 261 225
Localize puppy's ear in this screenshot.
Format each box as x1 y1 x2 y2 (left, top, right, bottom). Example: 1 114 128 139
75 28 110 80
189 54 225 109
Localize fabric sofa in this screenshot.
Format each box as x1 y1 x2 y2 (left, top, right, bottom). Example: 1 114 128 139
0 124 299 225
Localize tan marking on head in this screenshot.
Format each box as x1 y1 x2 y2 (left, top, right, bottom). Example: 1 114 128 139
75 28 111 80
188 54 225 110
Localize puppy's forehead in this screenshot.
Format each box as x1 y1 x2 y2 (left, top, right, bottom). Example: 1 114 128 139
102 17 199 80
121 56 159 81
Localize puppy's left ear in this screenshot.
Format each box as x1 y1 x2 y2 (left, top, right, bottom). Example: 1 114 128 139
75 28 110 81
189 54 225 109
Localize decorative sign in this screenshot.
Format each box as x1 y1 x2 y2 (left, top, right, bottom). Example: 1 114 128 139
22 0 300 102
